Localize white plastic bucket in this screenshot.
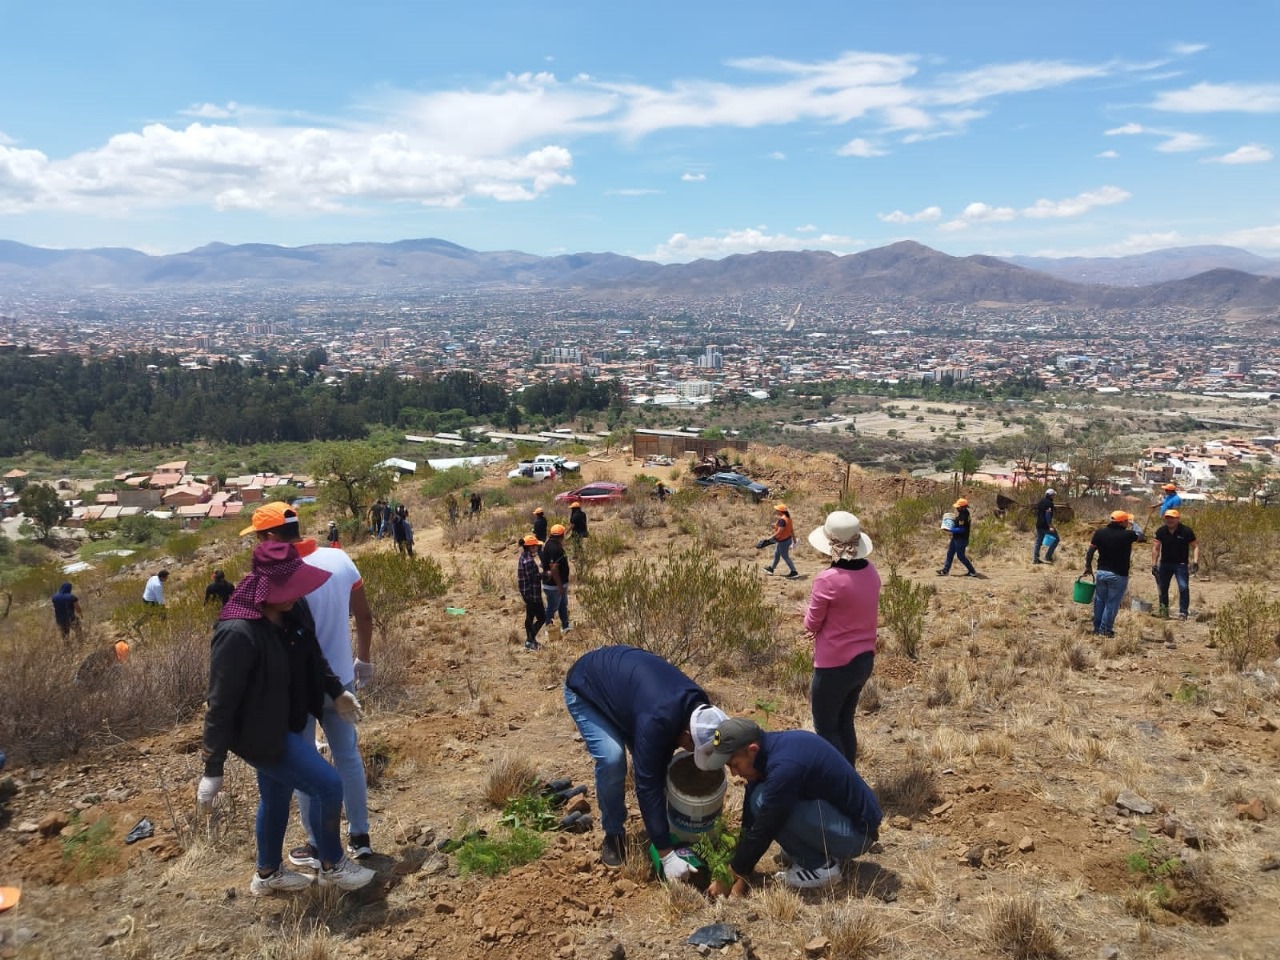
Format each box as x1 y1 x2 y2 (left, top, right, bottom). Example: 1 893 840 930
666 750 726 841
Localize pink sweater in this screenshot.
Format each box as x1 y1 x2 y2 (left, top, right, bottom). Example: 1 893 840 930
803 562 881 668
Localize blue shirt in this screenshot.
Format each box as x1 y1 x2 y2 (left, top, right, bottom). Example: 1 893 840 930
565 646 708 847
733 730 883 875
1159 493 1182 515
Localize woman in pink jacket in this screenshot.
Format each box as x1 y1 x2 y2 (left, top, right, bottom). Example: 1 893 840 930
803 511 880 769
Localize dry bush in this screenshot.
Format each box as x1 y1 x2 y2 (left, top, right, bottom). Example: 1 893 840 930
1063 642 1091 671
859 678 881 713
986 895 1060 959
817 901 884 959
484 756 538 807
660 878 706 921
875 762 937 818
621 498 665 530
881 572 931 660
1210 586 1280 671
757 883 803 924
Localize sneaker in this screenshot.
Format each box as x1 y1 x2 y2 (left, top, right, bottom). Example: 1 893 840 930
318 856 376 892
936 569 949 576
776 859 841 890
763 566 775 574
965 571 980 578
288 842 320 869
785 572 801 580
600 833 625 867
561 624 572 634
347 834 373 859
1032 559 1043 565
1178 613 1188 621
524 639 540 650
250 866 314 897
1045 557 1056 564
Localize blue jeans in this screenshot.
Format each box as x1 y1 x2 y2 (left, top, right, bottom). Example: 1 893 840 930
563 684 627 836
941 535 976 575
1034 530 1057 562
297 682 368 840
253 731 344 871
770 538 796 575
1092 570 1128 635
746 786 874 870
1156 563 1191 617
543 584 570 628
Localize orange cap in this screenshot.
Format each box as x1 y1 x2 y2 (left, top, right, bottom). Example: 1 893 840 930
1109 510 1131 522
774 503 787 512
549 524 566 536
522 534 542 547
533 507 544 515
1162 483 1177 492
954 499 968 508
570 501 581 507
239 501 298 536
1163 509 1180 519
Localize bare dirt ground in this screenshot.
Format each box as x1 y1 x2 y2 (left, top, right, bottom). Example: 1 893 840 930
3 447 1279 960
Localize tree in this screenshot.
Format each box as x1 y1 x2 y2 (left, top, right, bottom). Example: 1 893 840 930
17 482 71 542
953 447 980 483
1068 427 1120 497
309 443 395 521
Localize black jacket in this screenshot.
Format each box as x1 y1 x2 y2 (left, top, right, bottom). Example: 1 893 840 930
1035 496 1054 531
532 515 548 541
202 600 343 777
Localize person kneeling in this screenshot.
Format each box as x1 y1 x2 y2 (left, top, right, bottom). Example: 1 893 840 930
703 718 882 896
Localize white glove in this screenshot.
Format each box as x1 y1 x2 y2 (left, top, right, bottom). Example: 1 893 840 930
353 659 374 689
661 849 699 882
196 776 223 806
335 691 363 723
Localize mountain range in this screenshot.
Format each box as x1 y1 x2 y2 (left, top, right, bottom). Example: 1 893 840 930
1 237 1278 312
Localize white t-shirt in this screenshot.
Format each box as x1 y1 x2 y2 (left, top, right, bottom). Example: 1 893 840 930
297 541 362 686
143 575 165 604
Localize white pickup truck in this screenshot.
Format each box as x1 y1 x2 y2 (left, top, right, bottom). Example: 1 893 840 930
508 462 557 481
533 453 580 472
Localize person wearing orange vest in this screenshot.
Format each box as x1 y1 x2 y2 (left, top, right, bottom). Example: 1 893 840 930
764 504 800 579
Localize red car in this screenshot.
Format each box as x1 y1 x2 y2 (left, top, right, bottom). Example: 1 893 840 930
554 482 628 505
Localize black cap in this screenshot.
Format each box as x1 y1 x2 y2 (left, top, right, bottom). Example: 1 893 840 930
703 717 764 769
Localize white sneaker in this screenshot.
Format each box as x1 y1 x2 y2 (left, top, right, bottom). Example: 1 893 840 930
775 859 841 890
318 856 376 891
250 866 314 897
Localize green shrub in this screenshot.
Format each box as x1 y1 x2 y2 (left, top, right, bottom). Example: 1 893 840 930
358 553 449 641
881 572 932 660
1211 585 1280 671
419 465 482 500
453 827 547 877
578 543 779 671
164 532 202 560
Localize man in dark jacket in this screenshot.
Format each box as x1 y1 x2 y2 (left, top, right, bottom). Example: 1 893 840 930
204 569 234 607
51 582 82 639
1033 489 1058 564
1084 510 1146 637
568 501 589 540
563 646 726 874
541 524 572 633
704 717 882 895
532 507 548 542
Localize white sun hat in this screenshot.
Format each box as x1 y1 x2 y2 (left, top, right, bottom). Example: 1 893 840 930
808 511 873 561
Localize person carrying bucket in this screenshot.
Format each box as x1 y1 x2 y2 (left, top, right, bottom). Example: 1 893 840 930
1083 510 1146 638
562 645 726 878
702 717 882 895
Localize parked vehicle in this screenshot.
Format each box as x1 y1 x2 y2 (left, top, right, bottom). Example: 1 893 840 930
533 454 581 473
694 471 770 502
508 462 557 481
554 482 628 505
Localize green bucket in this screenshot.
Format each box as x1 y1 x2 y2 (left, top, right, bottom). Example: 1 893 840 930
1072 577 1095 604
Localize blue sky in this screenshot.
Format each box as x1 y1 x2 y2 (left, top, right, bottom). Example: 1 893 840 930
1 1 1276 261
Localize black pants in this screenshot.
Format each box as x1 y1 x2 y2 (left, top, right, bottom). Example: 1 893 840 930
523 597 546 646
810 651 875 768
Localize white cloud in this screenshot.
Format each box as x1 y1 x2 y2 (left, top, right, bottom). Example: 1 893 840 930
681 172 706 182
795 224 817 232
837 138 886 158
1105 122 1209 152
960 201 1016 222
1096 149 1118 159
0 122 576 215
1206 144 1273 165
1171 42 1207 56
931 60 1112 105
1156 131 1210 152
646 226 858 262
606 187 661 196
1153 82 1280 113
937 219 969 232
1217 224 1280 252
1021 185 1130 218
768 151 786 160
878 205 942 224
181 102 239 119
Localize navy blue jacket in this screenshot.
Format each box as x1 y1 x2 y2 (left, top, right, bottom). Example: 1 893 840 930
733 730 883 876
565 646 708 847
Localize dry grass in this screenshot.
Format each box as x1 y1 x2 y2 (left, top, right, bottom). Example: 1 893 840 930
756 882 803 924
875 762 937 818
986 895 1060 959
817 900 884 959
659 877 706 921
484 755 538 807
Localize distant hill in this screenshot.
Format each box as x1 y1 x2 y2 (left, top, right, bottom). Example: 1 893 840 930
1 237 1277 312
1004 245 1280 286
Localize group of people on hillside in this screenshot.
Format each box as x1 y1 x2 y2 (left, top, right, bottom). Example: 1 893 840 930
517 502 592 649
369 500 415 556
